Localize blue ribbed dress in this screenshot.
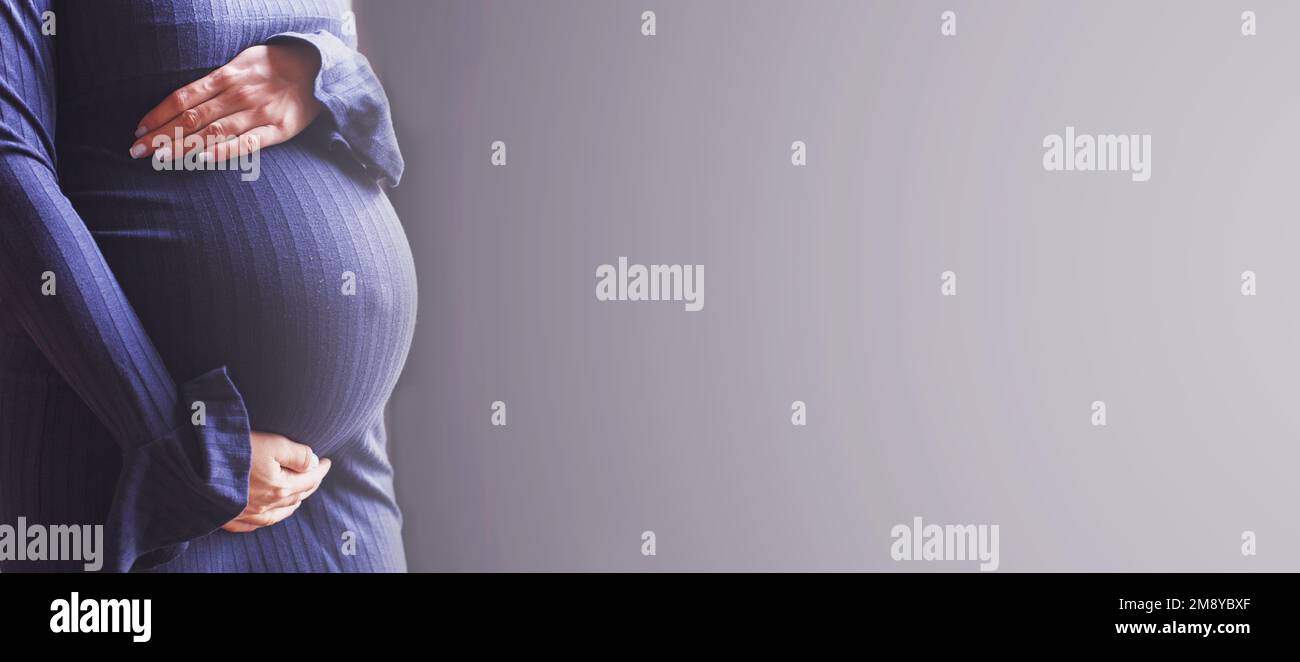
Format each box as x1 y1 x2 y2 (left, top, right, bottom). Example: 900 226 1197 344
0 0 417 571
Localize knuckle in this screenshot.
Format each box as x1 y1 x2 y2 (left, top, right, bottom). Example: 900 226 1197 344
180 108 202 131
208 68 230 87
204 121 226 139
171 89 189 110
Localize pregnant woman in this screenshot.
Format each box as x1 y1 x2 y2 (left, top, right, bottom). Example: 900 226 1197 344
0 0 417 571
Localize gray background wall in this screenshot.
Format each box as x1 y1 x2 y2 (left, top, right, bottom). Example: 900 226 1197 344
361 0 1300 571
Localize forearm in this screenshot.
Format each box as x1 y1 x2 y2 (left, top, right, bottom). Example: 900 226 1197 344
0 0 252 570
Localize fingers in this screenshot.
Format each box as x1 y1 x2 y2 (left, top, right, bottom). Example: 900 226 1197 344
228 431 329 533
130 93 245 160
222 501 303 533
289 462 331 504
199 126 282 164
135 68 228 139
130 42 316 163
279 457 332 494
191 110 259 154
260 458 331 510
271 434 318 473
296 477 325 502
222 518 261 533
261 491 306 512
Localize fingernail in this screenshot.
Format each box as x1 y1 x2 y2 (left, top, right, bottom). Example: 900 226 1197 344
129 143 146 159
309 452 319 468
134 125 148 138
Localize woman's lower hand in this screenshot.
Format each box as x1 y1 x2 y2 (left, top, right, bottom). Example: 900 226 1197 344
223 431 331 533
129 41 324 163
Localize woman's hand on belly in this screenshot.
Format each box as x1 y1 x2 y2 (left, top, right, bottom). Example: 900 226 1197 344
222 431 332 533
128 41 324 163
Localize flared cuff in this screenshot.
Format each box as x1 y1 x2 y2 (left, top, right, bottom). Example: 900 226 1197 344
268 30 405 188
103 366 252 572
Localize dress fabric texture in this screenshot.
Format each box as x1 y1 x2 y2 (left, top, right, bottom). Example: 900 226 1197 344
0 0 417 572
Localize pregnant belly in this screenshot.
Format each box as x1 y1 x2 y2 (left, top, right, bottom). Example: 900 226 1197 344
65 142 418 456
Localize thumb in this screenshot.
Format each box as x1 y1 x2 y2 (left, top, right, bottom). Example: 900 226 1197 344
273 438 318 473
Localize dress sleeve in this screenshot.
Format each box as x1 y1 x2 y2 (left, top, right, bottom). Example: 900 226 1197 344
268 29 405 187
0 0 251 571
